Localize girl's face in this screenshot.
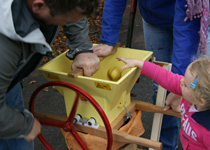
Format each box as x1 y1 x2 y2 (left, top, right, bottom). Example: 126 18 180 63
180 65 196 103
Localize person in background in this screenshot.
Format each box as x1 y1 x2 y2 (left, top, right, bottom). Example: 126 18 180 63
0 0 100 149
117 56 210 150
93 0 210 149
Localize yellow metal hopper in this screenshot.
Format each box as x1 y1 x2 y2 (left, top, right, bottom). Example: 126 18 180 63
38 46 152 126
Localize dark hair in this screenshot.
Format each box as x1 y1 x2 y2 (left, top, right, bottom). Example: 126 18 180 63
44 0 99 16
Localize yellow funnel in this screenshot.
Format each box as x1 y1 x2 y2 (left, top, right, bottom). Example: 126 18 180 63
39 46 152 126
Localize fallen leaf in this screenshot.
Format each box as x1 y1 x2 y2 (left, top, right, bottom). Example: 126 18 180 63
29 81 36 84
43 87 49 92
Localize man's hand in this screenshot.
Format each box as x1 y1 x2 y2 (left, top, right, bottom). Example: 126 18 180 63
24 119 41 141
164 93 181 113
71 52 100 76
93 44 114 57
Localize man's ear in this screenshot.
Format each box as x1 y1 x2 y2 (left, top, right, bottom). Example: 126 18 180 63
32 0 46 14
197 98 206 106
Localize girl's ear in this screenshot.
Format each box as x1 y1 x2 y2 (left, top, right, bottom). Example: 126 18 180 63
197 98 206 106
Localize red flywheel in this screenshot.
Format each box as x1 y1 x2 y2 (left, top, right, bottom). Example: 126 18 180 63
29 81 113 150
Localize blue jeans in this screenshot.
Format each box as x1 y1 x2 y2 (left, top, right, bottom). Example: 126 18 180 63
0 84 34 150
143 19 180 150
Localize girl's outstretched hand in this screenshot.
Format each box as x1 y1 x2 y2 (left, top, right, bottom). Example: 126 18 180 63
116 57 144 70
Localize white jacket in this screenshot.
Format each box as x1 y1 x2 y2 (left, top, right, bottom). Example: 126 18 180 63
0 0 92 139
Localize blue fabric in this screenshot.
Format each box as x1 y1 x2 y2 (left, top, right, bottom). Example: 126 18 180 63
0 84 34 150
143 19 179 150
0 138 34 150
172 0 200 75
100 0 200 76
6 84 24 110
100 0 127 46
192 110 210 132
142 19 173 63
160 115 180 150
100 0 176 46
138 0 176 28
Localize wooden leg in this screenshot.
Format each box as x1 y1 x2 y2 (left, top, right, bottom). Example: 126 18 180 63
149 85 166 150
149 62 172 150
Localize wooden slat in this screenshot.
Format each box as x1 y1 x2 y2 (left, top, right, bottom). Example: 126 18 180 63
74 124 162 150
34 112 67 122
149 61 172 150
149 84 166 150
132 100 180 118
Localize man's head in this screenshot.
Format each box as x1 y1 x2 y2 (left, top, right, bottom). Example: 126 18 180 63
26 0 99 25
44 0 99 16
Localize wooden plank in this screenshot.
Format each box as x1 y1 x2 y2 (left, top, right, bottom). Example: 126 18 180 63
34 112 67 122
132 100 180 118
149 61 171 150
74 124 162 150
149 85 166 150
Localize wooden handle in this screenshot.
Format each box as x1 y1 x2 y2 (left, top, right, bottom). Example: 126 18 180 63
68 68 84 78
67 57 103 78
68 43 120 78
75 124 162 150
132 100 181 118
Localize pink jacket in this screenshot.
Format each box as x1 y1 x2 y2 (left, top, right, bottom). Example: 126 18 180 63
141 61 210 150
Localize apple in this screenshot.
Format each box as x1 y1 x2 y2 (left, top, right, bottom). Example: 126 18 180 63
108 67 122 81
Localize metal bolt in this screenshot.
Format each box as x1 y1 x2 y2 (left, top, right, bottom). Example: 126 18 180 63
64 127 67 131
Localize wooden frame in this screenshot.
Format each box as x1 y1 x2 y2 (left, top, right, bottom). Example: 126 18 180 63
35 100 180 150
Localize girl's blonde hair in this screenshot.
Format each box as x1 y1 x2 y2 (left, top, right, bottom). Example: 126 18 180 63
190 57 210 108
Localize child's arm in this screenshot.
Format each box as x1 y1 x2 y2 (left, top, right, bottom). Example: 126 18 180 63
116 57 144 70
117 57 183 96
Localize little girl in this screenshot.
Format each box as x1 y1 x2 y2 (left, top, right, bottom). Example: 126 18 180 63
117 57 210 150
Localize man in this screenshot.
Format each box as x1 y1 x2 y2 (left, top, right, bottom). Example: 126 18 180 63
93 0 207 149
0 0 100 149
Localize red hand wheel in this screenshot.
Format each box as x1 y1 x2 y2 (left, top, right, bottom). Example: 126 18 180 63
29 81 113 150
